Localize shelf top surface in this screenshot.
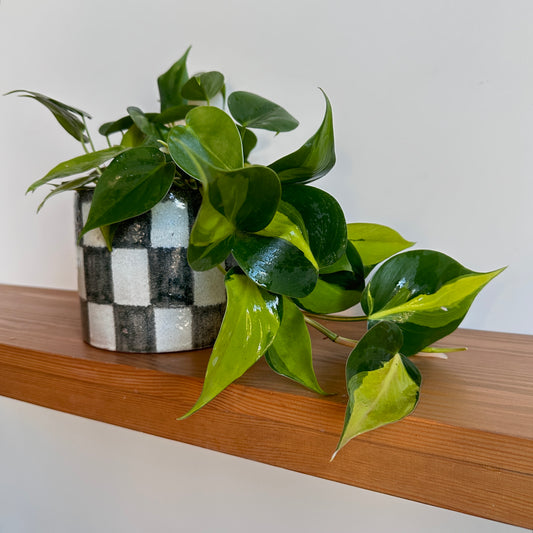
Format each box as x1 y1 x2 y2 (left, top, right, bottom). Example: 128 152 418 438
1 283 532 441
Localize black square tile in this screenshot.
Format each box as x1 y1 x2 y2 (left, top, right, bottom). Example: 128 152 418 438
149 248 193 307
83 248 114 304
191 303 226 349
114 305 156 353
112 210 152 248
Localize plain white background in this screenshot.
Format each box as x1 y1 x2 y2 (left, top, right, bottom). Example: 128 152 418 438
0 1 531 532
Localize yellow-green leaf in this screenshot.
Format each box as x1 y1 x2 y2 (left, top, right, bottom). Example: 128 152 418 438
180 270 281 418
334 321 421 458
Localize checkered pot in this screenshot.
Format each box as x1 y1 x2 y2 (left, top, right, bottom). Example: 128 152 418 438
74 187 226 353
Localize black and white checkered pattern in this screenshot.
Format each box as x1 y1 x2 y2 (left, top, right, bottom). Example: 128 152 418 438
75 187 226 353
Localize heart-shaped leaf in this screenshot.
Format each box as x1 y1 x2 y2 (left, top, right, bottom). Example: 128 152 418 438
233 207 318 298
347 223 414 275
26 146 126 193
168 106 243 181
282 184 346 268
37 174 98 213
181 71 225 103
334 321 421 457
269 89 335 184
157 47 191 111
80 147 175 237
362 250 506 355
180 269 281 418
228 91 299 132
7 89 90 142
294 241 365 314
265 297 325 394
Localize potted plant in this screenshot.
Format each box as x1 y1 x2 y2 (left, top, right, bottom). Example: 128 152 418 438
7 47 504 457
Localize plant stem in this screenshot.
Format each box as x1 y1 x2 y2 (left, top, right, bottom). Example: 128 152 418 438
216 264 227 276
303 315 357 348
303 311 368 323
82 116 97 152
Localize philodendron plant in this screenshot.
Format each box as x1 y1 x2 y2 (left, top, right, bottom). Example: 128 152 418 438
8 47 503 458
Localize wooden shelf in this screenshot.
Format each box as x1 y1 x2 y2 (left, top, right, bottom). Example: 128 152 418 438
0 284 531 528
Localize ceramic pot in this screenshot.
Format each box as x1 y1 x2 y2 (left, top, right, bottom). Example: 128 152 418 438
74 186 226 353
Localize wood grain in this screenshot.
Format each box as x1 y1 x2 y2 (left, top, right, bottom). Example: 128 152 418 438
0 284 531 528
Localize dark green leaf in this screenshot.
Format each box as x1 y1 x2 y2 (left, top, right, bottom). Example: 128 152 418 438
181 71 225 102
228 91 299 132
233 207 319 298
266 297 325 394
282 184 346 268
80 147 175 237
334 321 421 457
99 116 134 136
180 269 281 417
26 146 126 193
37 174 97 212
158 47 191 111
238 126 258 162
168 106 243 181
362 250 505 355
347 223 414 275
294 241 365 313
153 104 196 124
7 89 90 142
269 89 335 184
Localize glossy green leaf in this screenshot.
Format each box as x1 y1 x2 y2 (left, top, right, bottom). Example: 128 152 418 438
334 321 421 457
228 91 299 132
266 297 325 394
168 106 243 180
26 146 126 193
294 242 365 314
80 147 175 237
37 174 97 212
269 90 335 184
362 250 505 355
233 207 319 298
347 223 414 274
238 126 258 162
188 198 235 271
158 47 191 111
181 71 225 102
180 270 281 417
207 165 280 232
282 185 346 268
7 89 90 142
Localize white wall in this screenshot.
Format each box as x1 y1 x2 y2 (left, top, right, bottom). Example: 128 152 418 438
0 1 531 532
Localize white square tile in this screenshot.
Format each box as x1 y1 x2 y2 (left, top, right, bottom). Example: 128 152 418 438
76 246 86 300
111 249 151 306
193 268 226 307
81 202 106 248
87 303 116 350
150 199 189 248
154 307 193 352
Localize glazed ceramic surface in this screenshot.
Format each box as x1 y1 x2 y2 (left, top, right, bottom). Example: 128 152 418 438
75 187 226 353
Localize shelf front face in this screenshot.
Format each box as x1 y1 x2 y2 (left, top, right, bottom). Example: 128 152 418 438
0 284 532 528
